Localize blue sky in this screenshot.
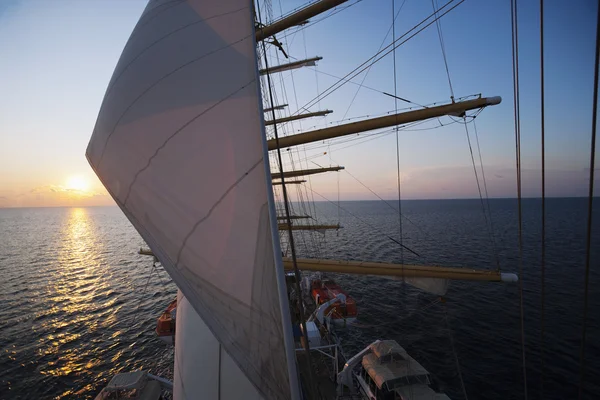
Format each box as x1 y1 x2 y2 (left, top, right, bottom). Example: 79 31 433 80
0 0 598 206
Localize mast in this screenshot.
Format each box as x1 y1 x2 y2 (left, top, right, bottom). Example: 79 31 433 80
282 258 518 282
266 110 332 126
255 0 348 41
267 96 502 150
260 56 322 75
272 166 344 179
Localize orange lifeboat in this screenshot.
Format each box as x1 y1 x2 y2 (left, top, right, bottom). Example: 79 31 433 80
156 298 176 345
310 278 357 327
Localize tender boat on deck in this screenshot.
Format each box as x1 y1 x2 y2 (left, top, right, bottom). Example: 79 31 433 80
155 298 176 345
310 276 357 327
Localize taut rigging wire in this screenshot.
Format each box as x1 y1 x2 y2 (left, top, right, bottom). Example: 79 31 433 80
256 1 317 397
392 0 405 267
578 1 600 398
290 0 465 118
510 0 528 398
539 0 547 397
341 0 408 121
432 0 455 101
463 120 499 270
472 119 500 270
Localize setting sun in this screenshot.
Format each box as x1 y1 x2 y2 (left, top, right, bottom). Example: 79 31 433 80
65 176 90 192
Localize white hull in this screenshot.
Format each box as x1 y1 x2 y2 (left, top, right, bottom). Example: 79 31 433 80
174 290 263 400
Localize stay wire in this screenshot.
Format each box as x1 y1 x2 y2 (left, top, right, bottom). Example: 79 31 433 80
539 0 546 397
392 0 405 267
131 260 159 329
306 184 420 258
463 120 498 270
432 0 455 100
443 302 468 400
578 1 600 397
292 0 463 117
472 119 501 270
255 2 317 398
336 163 431 239
341 0 407 121
510 0 528 398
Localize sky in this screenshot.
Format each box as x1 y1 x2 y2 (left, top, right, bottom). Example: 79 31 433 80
0 0 598 207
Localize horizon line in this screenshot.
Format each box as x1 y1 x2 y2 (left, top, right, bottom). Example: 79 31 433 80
1 195 599 209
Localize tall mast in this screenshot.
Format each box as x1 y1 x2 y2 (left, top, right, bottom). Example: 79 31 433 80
268 96 501 150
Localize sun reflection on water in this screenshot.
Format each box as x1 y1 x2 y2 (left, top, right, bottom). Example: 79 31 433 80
37 208 120 393
1 207 176 399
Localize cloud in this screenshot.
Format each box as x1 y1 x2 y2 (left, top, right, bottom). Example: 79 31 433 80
316 164 600 201
1 184 114 208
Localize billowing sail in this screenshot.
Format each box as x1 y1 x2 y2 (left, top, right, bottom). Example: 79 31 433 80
86 0 297 398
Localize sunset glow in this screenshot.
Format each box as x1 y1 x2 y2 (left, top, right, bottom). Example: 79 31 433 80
65 176 90 193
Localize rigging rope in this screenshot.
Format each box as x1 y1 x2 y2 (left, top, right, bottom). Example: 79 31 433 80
539 0 546 397
443 301 468 400
341 0 407 121
256 2 317 397
306 185 420 257
432 0 455 101
463 119 500 269
392 0 405 267
510 0 528 398
578 1 600 398
472 119 501 270
282 17 322 256
291 0 465 118
130 260 160 329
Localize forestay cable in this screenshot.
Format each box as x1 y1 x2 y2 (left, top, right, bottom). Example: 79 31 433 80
578 1 600 398
539 0 547 397
510 0 528 398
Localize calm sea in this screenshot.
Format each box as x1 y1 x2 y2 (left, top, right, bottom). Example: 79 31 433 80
0 199 598 399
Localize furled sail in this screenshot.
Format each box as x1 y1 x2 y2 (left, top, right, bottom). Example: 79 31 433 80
86 0 297 398
401 277 449 296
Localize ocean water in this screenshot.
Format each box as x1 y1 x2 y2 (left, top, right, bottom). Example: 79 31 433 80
0 199 598 399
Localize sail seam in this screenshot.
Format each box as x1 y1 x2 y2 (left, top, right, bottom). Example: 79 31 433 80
136 0 187 32
85 162 285 396
175 158 263 264
122 81 255 204
85 154 274 319
97 34 255 165
107 6 249 97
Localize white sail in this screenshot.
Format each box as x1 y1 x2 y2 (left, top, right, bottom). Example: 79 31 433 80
86 0 298 398
389 276 449 296
402 277 449 296
174 290 263 399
